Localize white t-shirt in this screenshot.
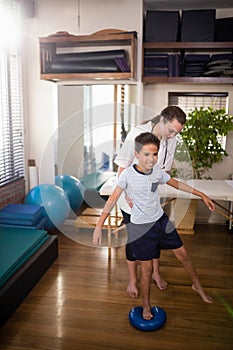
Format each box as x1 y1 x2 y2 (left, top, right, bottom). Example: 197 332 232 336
114 121 177 213
117 164 170 224
114 121 177 172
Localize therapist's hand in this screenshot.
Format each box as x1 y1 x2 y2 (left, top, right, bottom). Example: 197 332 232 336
125 194 133 208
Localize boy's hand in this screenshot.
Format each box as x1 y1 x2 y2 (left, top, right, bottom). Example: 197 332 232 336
202 195 215 211
93 227 102 245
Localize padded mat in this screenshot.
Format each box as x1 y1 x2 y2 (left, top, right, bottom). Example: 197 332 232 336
80 171 115 191
0 217 46 230
0 228 49 287
0 204 43 224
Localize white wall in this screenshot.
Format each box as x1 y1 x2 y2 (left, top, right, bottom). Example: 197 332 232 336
22 0 82 185
57 85 84 177
21 0 143 187
21 1 233 223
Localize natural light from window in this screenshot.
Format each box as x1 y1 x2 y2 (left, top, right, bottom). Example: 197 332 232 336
0 2 20 51
0 0 24 186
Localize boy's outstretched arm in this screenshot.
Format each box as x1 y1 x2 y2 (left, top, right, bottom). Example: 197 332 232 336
92 186 124 245
167 178 215 211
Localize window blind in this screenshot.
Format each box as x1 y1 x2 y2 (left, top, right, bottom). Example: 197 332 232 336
168 92 228 114
168 92 228 149
0 0 24 186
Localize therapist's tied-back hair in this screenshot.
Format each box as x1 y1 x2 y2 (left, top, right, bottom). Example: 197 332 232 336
143 105 187 126
135 132 160 153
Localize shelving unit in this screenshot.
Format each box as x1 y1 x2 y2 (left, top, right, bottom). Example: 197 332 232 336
142 41 233 84
39 29 137 82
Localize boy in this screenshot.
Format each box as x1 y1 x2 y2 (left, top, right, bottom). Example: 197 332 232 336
93 132 215 320
115 105 186 295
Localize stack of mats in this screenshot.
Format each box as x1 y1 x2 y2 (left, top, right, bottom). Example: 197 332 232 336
0 204 46 230
0 227 58 326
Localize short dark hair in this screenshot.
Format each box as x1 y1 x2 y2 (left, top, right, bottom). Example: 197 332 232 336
135 132 160 153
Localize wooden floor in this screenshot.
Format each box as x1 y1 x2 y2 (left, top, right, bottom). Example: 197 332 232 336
0 223 233 350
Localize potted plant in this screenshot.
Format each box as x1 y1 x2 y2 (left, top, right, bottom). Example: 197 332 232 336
173 107 233 179
169 107 233 234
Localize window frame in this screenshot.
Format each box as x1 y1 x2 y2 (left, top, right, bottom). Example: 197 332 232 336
0 0 24 187
168 91 229 149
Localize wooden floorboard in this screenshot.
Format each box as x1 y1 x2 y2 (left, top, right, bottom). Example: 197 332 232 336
0 223 232 350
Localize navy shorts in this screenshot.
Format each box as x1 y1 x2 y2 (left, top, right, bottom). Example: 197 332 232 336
126 213 183 261
121 209 131 224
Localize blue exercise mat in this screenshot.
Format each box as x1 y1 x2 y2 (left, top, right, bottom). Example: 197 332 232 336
0 217 46 230
0 228 49 287
0 204 43 225
80 171 115 191
0 203 43 220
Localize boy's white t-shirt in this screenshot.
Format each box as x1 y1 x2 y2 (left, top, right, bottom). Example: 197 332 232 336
114 121 176 214
117 164 170 224
114 121 177 172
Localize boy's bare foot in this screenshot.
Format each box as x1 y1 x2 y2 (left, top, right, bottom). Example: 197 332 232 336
142 305 153 320
192 284 213 304
152 273 168 291
127 281 138 298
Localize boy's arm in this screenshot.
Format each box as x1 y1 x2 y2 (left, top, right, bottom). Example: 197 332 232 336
167 178 215 211
93 186 124 245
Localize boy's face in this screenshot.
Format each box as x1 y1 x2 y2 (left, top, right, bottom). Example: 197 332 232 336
134 143 159 173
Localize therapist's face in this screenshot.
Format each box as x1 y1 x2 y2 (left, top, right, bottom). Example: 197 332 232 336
160 117 184 139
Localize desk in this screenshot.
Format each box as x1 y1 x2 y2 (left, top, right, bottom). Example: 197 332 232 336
100 176 233 230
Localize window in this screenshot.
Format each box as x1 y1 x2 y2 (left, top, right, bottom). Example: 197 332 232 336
83 84 135 175
168 92 228 149
168 92 228 113
0 0 24 186
168 92 230 179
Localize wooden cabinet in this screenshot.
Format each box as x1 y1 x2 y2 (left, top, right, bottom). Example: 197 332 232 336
39 29 137 82
142 42 233 84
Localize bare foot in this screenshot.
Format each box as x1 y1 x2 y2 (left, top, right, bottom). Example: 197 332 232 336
192 284 213 304
142 305 153 320
152 273 168 291
127 281 138 298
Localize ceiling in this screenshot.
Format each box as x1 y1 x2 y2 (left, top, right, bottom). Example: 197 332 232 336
144 0 233 10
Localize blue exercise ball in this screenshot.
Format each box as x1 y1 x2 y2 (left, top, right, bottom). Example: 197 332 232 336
55 174 84 212
24 184 70 229
129 306 166 331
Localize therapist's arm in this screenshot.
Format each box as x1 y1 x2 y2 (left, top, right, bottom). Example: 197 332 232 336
117 166 133 208
117 167 125 177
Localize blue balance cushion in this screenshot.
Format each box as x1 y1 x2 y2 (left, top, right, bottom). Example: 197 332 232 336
129 306 167 331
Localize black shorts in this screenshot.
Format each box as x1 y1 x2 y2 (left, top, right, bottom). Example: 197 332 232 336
126 213 183 261
121 209 131 224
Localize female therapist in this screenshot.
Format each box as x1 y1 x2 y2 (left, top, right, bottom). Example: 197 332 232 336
114 105 186 298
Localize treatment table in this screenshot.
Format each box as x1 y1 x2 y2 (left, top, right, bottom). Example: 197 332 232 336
99 176 233 233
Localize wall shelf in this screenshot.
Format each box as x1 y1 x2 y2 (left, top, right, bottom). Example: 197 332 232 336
39 29 137 82
143 76 233 84
143 42 233 49
142 42 233 84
